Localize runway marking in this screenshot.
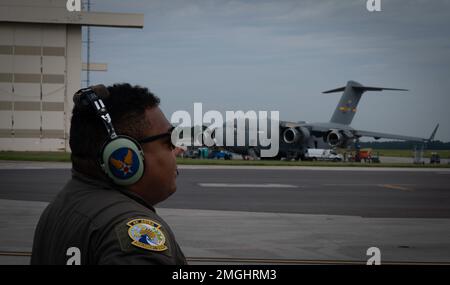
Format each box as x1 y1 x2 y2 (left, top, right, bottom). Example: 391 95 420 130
323 183 380 187
198 183 298 188
23 167 44 169
323 183 415 187
379 184 413 192
324 183 415 192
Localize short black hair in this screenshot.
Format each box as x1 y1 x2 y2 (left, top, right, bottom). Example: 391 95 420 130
70 83 160 177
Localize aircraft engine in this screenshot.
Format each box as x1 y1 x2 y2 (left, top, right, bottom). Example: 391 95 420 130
326 130 352 147
203 128 216 146
194 132 204 146
282 127 310 144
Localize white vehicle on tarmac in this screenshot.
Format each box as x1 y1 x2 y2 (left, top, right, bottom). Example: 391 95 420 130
304 148 343 162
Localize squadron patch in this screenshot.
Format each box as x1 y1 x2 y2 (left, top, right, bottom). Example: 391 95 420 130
127 219 168 252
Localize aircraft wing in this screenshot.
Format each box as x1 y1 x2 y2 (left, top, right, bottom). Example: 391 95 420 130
353 129 426 142
354 123 439 142
303 122 439 142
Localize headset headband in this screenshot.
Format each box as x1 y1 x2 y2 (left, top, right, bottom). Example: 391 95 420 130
77 87 118 140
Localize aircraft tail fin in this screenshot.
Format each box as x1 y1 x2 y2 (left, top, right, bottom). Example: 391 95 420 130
324 81 408 125
427 123 439 142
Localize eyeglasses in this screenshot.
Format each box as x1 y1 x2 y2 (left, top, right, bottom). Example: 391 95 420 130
138 126 176 149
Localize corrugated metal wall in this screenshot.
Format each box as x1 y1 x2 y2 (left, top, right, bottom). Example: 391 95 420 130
0 23 69 151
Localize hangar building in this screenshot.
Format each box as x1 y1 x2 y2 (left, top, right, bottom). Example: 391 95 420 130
0 0 144 151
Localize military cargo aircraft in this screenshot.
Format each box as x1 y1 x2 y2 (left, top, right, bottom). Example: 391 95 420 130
215 80 439 160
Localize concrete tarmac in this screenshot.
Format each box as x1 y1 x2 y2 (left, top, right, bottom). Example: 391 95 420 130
1 166 450 218
1 161 450 264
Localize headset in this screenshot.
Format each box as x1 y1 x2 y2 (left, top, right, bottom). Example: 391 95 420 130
75 87 145 186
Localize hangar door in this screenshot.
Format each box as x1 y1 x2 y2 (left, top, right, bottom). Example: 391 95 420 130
0 23 68 151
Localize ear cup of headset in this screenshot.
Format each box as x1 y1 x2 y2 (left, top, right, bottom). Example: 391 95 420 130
100 136 145 186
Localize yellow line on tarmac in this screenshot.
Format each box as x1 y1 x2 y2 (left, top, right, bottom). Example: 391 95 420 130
0 251 31 256
379 184 413 192
1 251 449 265
186 257 450 265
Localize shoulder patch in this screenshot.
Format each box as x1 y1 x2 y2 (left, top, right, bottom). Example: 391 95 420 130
126 218 168 252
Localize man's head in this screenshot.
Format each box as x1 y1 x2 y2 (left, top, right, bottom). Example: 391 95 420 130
70 83 177 205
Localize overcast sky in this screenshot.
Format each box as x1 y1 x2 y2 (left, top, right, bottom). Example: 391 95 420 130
86 0 450 141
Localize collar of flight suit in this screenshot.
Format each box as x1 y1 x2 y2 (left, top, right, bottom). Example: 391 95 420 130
71 168 157 213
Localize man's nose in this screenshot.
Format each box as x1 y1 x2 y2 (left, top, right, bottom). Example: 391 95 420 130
172 147 184 157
